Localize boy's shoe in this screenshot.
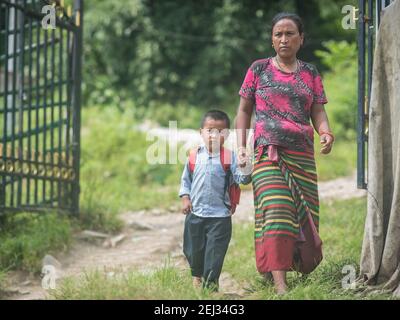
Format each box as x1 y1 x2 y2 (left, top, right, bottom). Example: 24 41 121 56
192 276 202 288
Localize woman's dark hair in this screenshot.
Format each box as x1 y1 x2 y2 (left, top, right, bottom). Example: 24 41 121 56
271 12 304 35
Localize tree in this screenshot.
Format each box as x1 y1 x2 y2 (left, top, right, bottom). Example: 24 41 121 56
82 0 357 108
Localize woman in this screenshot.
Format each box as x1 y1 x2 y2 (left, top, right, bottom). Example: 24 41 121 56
235 12 334 294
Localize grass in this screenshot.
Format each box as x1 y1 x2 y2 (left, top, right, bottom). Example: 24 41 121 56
50 262 221 300
223 197 381 300
78 106 184 232
49 197 395 300
0 269 6 293
0 104 359 297
0 211 72 298
0 212 72 273
314 139 356 181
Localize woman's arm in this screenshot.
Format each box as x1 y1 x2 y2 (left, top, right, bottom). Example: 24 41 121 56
311 103 334 154
235 96 254 166
236 97 254 147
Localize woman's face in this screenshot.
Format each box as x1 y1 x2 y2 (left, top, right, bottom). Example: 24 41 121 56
272 18 304 59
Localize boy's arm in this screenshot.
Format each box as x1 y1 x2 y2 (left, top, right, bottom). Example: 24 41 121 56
230 152 252 185
179 160 192 198
179 160 193 214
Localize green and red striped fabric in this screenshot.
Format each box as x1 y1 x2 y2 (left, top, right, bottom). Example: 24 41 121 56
251 146 319 273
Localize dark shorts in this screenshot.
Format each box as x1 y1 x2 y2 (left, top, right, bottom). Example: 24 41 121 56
183 213 232 289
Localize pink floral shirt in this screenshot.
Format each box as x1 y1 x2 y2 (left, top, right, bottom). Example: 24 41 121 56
239 57 328 153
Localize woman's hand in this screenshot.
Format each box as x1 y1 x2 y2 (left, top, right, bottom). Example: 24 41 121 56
320 133 334 154
181 195 192 215
237 146 248 168
311 103 334 155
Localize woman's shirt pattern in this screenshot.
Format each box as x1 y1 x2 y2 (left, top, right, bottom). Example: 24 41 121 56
239 57 328 153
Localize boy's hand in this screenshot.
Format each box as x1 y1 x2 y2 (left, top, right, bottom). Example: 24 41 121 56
237 146 248 168
237 147 253 175
181 195 193 215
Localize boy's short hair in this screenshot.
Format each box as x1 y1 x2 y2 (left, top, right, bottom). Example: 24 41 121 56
200 110 230 128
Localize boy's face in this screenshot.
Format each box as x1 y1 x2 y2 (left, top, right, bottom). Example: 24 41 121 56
200 117 230 152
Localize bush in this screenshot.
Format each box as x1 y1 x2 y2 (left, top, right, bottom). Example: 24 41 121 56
79 106 184 217
315 41 357 141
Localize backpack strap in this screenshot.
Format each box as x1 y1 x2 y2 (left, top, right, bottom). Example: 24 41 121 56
220 147 232 173
188 148 198 174
190 147 232 173
220 147 234 210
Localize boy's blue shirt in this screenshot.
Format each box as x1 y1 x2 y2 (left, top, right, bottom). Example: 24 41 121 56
179 145 252 218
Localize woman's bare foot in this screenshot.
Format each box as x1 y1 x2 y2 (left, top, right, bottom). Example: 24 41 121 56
271 270 288 295
192 276 202 288
275 283 288 295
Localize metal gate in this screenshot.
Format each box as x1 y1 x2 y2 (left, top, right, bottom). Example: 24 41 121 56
0 0 82 215
357 0 395 189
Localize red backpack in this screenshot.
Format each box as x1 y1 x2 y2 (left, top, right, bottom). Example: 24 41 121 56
188 147 241 214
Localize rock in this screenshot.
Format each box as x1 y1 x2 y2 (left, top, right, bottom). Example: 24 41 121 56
77 230 110 240
42 254 62 269
128 221 155 231
103 234 126 248
171 251 184 258
18 289 31 295
4 287 20 294
167 205 179 213
149 209 164 216
131 236 146 243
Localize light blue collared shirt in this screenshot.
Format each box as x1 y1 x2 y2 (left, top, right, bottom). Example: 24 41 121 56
179 145 252 218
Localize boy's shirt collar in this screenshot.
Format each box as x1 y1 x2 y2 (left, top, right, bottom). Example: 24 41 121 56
199 143 221 157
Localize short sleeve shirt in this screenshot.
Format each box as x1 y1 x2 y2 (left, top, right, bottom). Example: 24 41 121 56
239 57 328 153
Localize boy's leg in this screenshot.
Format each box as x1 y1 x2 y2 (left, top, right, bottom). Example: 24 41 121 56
183 213 206 280
202 217 232 291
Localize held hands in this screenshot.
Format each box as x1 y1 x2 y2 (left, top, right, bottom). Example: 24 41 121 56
237 146 248 168
181 195 192 215
237 146 253 175
319 132 335 154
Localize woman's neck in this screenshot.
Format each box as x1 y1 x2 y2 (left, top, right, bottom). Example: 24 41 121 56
275 55 297 66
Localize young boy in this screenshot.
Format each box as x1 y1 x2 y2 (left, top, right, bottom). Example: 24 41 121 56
179 110 251 291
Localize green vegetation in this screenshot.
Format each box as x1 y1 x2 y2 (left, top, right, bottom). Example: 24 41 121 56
0 212 71 273
315 139 356 181
224 198 372 300
79 106 184 226
51 198 394 300
50 264 219 300
0 1 364 299
316 41 358 141
83 0 357 108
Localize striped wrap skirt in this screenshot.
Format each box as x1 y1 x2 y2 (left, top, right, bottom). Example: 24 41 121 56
251 145 320 273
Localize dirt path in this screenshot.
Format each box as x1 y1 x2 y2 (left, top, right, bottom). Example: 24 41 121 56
4 172 366 300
